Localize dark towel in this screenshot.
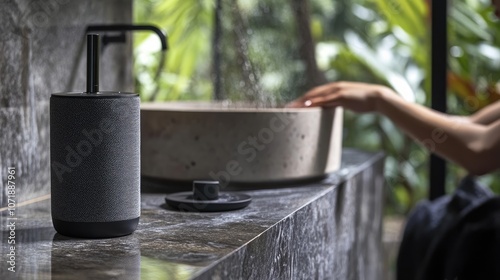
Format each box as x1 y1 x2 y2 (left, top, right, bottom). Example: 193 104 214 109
397 176 500 280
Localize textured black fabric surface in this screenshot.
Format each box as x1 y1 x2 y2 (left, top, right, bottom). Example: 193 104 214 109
50 95 140 222
397 176 500 280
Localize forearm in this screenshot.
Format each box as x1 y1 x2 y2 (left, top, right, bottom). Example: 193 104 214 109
430 101 500 126
376 89 500 175
469 101 500 125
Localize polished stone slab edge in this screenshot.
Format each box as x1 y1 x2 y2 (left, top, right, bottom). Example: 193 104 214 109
187 185 335 278
321 150 385 185
193 154 385 279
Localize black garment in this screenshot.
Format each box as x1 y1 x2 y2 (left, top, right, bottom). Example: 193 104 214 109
397 176 500 280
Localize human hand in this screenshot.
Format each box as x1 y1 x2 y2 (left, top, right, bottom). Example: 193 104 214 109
287 81 395 113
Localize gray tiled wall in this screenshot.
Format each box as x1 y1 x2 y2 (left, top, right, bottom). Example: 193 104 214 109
0 0 134 205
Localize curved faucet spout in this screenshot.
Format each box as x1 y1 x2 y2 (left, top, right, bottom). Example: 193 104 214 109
86 24 168 51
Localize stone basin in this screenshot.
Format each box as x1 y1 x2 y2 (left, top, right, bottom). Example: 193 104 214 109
140 101 343 185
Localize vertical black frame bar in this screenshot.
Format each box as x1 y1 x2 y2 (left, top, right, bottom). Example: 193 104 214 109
212 0 223 100
430 0 448 200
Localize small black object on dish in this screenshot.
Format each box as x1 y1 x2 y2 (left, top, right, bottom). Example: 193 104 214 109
165 181 252 212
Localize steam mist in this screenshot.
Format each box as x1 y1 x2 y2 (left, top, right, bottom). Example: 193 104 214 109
213 0 309 108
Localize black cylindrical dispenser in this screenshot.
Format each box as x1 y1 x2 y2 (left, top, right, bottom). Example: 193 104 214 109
50 34 140 238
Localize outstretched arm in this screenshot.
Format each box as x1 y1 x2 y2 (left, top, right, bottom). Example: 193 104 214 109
289 81 500 175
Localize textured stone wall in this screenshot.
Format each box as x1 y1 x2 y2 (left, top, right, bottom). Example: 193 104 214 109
0 0 133 205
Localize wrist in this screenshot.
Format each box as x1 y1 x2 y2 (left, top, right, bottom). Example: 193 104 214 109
373 86 390 113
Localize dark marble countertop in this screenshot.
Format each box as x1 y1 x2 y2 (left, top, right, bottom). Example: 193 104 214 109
0 149 384 279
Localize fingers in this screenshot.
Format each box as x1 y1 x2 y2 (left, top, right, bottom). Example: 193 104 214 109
286 83 339 108
287 81 355 108
303 82 346 100
304 83 338 98
306 91 344 108
285 99 316 108
285 97 334 108
288 81 387 112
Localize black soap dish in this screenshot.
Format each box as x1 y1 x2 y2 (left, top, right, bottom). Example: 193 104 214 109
165 181 251 212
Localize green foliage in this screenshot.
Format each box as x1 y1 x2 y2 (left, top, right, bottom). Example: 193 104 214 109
134 0 213 101
134 0 500 214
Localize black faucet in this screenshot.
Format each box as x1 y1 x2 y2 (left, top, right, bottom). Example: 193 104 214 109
85 24 168 51
66 24 168 99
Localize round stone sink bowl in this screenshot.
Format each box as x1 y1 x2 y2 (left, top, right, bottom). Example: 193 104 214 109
140 101 343 186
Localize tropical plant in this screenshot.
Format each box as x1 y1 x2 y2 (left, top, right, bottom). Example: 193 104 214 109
134 0 500 214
